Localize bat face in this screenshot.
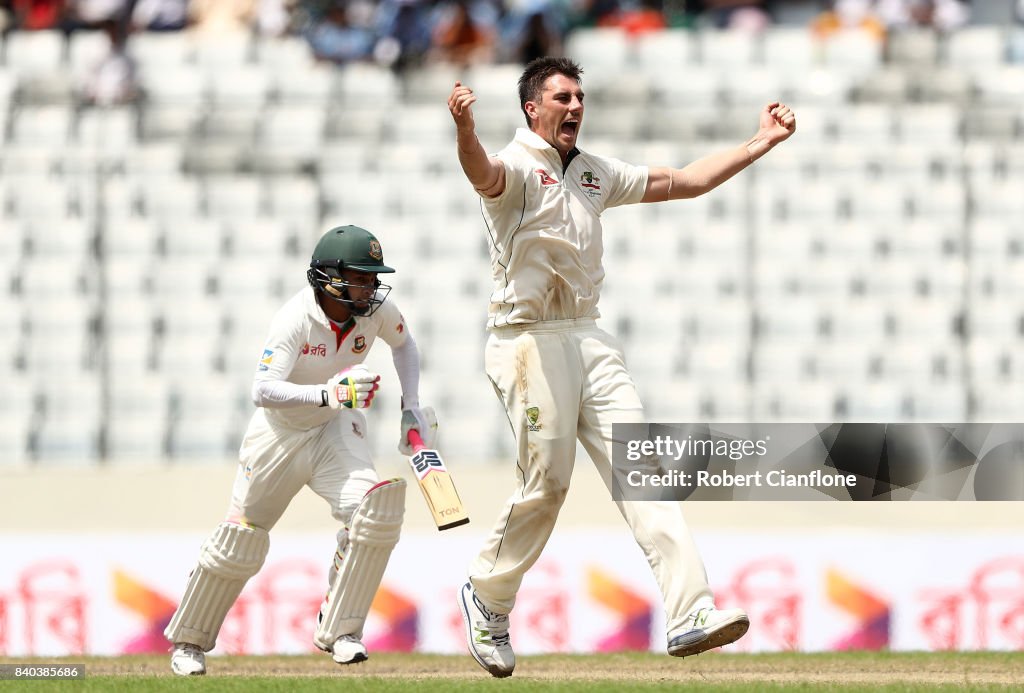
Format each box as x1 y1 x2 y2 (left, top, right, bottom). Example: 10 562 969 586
408 442 470 531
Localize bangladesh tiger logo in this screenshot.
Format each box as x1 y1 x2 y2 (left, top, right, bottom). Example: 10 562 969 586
368 240 383 260
526 407 542 431
352 335 367 353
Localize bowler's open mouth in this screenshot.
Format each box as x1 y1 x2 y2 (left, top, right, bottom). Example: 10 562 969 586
561 121 578 137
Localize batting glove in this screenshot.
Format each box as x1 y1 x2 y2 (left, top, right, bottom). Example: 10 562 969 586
399 405 438 455
325 365 380 409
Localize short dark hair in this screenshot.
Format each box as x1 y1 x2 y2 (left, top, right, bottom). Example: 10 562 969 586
518 57 583 127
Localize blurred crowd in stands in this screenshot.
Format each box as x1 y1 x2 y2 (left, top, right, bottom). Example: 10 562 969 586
0 0 1013 106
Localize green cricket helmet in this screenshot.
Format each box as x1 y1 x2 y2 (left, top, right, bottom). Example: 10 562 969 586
307 225 395 316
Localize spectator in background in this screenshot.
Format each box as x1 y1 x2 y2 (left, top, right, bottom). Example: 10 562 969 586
566 0 621 29
875 0 969 32
509 5 564 64
812 0 886 42
256 0 295 36
67 0 130 27
599 0 667 35
683 0 771 31
188 0 256 37
12 0 66 29
430 0 496 66
374 0 433 72
131 0 190 32
80 17 139 105
305 3 375 63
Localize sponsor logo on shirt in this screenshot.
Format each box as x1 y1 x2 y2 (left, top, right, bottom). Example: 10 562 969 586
302 342 328 357
580 171 602 197
352 335 367 353
535 169 558 186
259 349 273 371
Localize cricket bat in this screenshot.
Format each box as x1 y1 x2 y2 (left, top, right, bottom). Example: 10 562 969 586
406 429 470 531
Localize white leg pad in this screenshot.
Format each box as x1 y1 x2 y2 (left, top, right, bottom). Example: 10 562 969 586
314 478 405 650
164 522 270 651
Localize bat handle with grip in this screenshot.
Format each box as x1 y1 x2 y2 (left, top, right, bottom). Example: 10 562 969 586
407 428 426 453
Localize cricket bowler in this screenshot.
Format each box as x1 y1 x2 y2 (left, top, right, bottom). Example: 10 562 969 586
447 57 796 677
164 225 436 675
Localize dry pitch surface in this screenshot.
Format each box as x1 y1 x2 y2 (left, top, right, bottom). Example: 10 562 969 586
4 652 1024 690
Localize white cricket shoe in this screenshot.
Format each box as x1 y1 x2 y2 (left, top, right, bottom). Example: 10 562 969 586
170 642 206 676
331 634 368 665
458 582 515 678
667 607 749 658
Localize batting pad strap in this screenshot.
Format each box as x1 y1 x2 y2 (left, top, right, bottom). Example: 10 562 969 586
314 479 405 649
164 522 270 652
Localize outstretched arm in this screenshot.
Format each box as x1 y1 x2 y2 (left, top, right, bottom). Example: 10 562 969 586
642 102 796 202
449 81 506 198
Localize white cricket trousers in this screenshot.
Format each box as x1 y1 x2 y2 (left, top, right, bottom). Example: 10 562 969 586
469 318 713 636
227 408 379 530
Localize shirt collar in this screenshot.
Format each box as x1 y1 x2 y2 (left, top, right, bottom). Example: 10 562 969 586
513 128 582 173
513 127 552 150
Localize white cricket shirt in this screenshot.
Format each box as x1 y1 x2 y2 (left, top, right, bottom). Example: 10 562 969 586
252 287 408 430
480 128 648 326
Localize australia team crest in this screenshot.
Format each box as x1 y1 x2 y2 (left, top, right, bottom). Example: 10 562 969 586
526 406 542 432
580 171 601 198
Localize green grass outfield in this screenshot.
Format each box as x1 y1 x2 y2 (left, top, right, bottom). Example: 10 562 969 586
2 652 1023 691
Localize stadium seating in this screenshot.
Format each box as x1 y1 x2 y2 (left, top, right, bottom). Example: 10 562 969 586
1 20 1021 465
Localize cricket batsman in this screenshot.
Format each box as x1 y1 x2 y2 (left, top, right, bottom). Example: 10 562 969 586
164 225 436 675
